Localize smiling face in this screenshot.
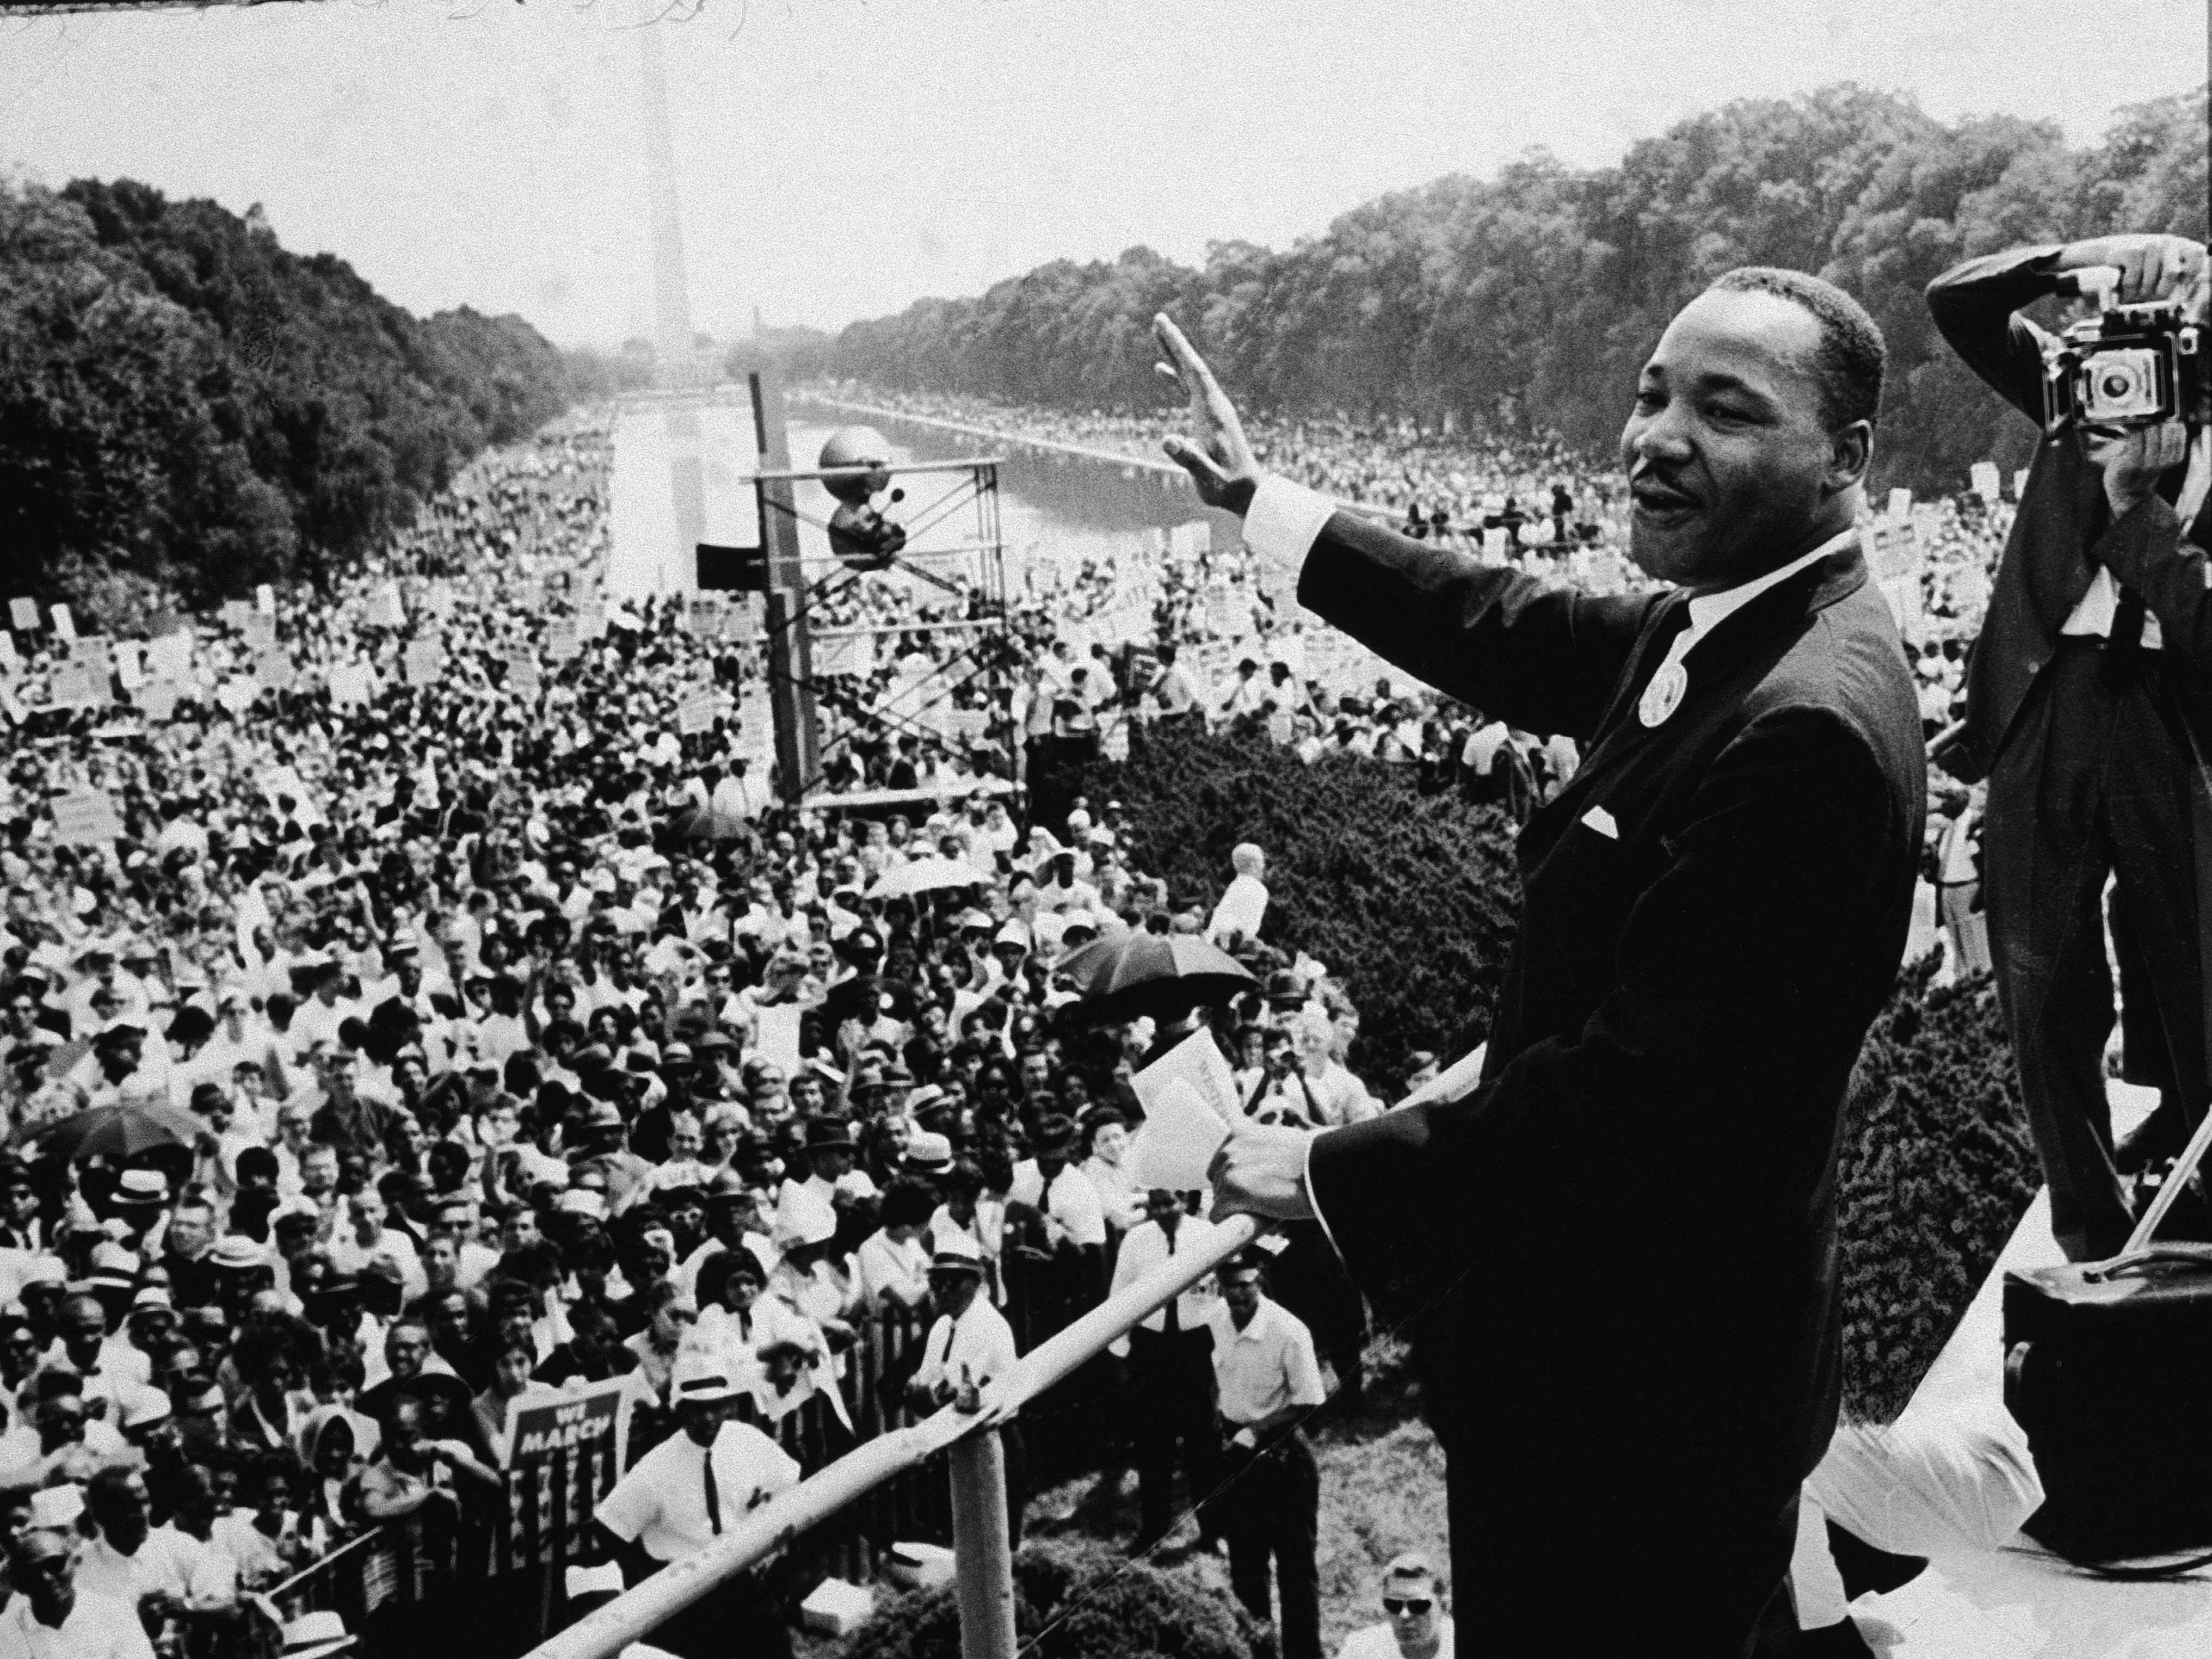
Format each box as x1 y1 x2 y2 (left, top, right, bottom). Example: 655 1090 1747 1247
1618 288 1866 591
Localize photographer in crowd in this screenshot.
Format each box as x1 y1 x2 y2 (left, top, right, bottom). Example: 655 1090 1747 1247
1927 233 2212 1261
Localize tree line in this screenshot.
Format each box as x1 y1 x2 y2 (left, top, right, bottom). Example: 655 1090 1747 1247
0 178 574 622
829 84 2209 494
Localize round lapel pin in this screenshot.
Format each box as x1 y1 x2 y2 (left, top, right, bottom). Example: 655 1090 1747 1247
1639 661 1688 729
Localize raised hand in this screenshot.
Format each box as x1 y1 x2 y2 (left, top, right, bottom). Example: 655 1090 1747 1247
2060 235 2207 306
1153 314 1262 515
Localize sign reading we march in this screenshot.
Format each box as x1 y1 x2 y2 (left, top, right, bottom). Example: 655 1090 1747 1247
492 1375 633 1574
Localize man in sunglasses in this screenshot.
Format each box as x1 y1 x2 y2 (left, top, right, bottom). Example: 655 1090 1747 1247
1338 1554 1451 1659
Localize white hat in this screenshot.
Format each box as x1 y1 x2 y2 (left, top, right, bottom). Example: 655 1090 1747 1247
669 1351 744 1405
279 1612 358 1659
993 920 1031 951
771 1180 837 1248
928 1233 986 1275
26 1485 83 1532
565 1562 626 1599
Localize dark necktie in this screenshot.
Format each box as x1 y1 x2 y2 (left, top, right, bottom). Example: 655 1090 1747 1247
1162 1227 1178 1334
703 1446 722 1535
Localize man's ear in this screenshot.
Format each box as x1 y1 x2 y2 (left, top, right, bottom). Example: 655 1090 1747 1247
1827 420 1874 493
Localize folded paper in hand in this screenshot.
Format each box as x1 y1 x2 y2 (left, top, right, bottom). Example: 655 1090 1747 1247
1128 1030 1244 1191
1129 1080 1230 1191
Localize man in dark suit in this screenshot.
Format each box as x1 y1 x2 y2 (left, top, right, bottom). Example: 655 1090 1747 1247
1156 267 1925 1655
1925 234 2211 1263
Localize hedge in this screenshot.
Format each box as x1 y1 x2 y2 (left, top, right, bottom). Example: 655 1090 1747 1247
1031 725 1520 1090
840 1538 1274 1659
1033 725 2041 1421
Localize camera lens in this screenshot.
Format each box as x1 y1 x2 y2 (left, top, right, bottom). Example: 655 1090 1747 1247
2100 369 2136 400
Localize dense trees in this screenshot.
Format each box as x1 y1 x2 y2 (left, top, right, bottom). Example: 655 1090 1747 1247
0 178 571 620
830 84 2209 494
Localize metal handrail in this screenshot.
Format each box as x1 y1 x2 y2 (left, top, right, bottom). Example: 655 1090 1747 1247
527 1212 1261 1659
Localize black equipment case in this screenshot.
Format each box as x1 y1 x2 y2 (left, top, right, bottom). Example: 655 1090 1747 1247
2002 1241 2212 1560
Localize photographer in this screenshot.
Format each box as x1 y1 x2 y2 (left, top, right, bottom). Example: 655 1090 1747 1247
1927 233 2212 1262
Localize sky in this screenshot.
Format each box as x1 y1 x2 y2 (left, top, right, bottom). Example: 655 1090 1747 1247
0 0 2203 350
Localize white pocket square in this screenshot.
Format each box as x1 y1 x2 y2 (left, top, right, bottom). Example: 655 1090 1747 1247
1581 806 1619 840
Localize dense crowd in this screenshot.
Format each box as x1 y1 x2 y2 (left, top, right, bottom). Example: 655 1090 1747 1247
0 414 1401 1657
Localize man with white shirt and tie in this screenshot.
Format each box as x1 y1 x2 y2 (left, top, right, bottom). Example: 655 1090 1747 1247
905 1235 1025 1544
1108 1188 1222 1552
1926 233 2212 1260
591 1352 800 1659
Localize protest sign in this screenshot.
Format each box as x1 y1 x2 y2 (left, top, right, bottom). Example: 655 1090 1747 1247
254 584 276 615
241 614 278 652
48 663 101 708
544 619 580 662
113 642 143 692
50 605 74 641
577 597 607 640
677 689 723 736
1868 522 1921 584
8 599 36 632
219 599 253 630
217 677 261 714
365 586 405 629
814 633 875 679
402 640 443 685
0 634 16 676
328 662 373 708
1970 461 2001 505
51 789 124 846
492 1375 633 1574
423 583 455 620
1887 487 1914 520
71 636 112 678
506 654 541 700
145 633 195 684
255 650 297 692
136 680 179 723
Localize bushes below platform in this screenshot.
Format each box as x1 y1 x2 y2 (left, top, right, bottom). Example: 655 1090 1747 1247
1032 725 2040 1420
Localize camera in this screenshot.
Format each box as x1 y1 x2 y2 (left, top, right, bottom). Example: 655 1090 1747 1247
2041 273 2208 436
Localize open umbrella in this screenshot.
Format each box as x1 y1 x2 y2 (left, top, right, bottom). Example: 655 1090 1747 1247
14 1100 202 1162
668 803 753 842
1055 932 1258 1017
869 857 985 900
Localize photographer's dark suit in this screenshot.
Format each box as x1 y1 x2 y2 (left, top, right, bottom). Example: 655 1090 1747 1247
1296 514 1924 1654
1929 245 2212 1262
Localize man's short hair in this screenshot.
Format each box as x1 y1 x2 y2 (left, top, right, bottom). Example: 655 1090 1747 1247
1705 267 1886 432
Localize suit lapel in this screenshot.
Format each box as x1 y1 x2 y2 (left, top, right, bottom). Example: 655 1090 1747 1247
1556 545 1871 808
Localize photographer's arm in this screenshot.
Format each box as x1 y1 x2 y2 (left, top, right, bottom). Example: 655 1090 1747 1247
1924 244 2069 421
1927 236 2208 423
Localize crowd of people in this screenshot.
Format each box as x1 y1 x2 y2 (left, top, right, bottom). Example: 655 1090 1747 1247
0 410 1413 1659
0 366 2029 1658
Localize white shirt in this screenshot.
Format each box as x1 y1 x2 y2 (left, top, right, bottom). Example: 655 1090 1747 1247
593 1420 800 1563
1339 1617 1455 1659
1106 1216 1222 1356
1207 1296 1326 1426
73 1528 201 1609
2062 565 2164 649
1006 1161 1107 1249
853 1231 932 1310
0 1591 156 1659
914 1297 1018 1398
1207 874 1269 946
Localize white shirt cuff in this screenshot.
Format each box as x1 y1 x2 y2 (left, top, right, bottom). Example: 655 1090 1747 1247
1303 1132 1344 1263
1241 474 1336 601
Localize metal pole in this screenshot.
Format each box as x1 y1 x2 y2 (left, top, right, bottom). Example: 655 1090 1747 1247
949 1429 1018 1659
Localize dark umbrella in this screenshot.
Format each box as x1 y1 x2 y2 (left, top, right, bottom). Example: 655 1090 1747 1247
1055 932 1258 1017
14 1101 202 1162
